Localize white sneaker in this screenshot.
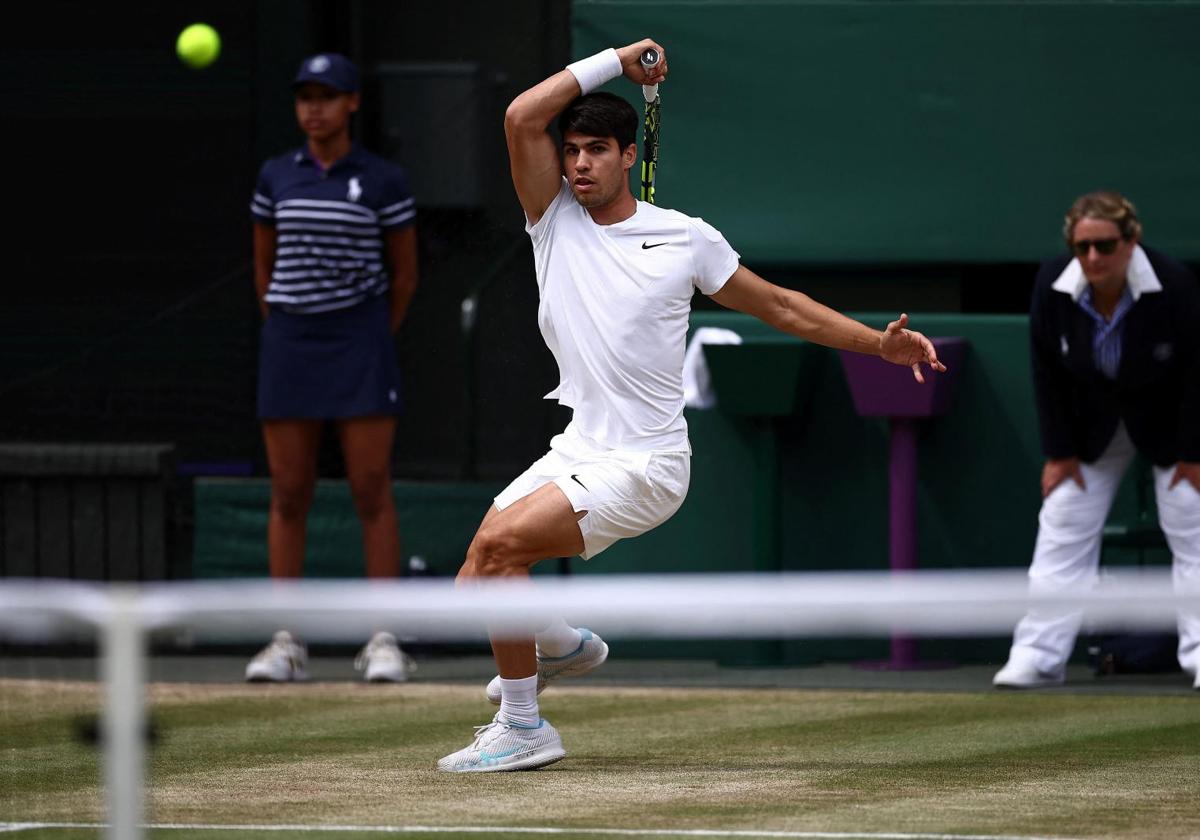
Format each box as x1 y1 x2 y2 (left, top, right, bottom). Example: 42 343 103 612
485 628 609 705
437 714 565 773
992 659 1065 689
245 631 309 682
354 632 416 683
1193 669 1200 691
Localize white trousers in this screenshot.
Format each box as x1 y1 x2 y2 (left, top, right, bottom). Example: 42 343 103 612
1006 424 1200 675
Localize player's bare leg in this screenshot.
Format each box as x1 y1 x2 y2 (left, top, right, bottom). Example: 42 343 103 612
458 482 585 676
462 503 600 699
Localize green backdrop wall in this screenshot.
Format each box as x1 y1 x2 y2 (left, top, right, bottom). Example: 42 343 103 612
573 0 1200 264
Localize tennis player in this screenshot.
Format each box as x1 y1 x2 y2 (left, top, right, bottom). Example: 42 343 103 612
437 39 946 772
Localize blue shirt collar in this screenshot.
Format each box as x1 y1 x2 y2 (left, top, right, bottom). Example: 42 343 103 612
1078 284 1135 331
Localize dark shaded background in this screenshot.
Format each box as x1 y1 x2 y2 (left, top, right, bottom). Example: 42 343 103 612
4 1 1193 483
1 0 575 481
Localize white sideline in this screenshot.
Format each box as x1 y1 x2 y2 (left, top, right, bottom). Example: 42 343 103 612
0 822 1081 840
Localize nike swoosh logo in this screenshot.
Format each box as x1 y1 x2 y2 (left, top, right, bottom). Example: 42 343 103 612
478 747 523 763
571 474 588 490
641 241 668 249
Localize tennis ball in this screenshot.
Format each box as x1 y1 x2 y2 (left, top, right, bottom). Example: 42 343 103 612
176 23 221 69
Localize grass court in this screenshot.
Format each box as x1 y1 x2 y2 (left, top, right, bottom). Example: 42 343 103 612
4 672 1199 840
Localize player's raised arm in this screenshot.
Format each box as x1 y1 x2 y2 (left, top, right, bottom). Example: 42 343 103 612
710 265 946 382
504 39 666 225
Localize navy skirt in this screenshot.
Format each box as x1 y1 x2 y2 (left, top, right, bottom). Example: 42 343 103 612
257 296 402 419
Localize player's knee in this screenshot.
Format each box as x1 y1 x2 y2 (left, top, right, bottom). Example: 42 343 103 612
466 525 524 577
453 559 476 587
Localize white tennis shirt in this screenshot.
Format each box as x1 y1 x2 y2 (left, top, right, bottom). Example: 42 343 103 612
527 178 740 452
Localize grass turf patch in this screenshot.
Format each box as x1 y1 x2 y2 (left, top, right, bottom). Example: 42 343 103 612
3 679 1199 839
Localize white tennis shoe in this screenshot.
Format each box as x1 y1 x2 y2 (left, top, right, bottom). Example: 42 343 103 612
992 658 1064 689
485 628 609 704
437 714 565 773
245 631 309 682
354 632 416 683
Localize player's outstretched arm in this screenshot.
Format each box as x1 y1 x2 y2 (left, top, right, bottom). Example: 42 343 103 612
710 265 946 382
504 39 666 225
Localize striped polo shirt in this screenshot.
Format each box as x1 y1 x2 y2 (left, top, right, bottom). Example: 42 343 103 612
251 144 416 314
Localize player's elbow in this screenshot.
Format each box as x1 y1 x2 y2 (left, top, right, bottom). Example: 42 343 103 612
504 100 529 134
504 96 544 139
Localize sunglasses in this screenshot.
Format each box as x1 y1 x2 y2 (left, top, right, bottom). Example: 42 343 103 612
1072 238 1121 257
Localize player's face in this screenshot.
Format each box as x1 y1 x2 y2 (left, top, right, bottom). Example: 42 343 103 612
562 132 636 209
294 84 360 143
1070 217 1136 290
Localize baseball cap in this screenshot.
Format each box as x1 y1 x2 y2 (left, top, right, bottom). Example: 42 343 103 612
292 53 360 93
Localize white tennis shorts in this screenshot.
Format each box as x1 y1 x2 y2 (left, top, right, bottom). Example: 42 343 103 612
493 423 691 560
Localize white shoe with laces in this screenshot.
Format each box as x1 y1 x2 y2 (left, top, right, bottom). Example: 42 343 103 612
485 628 608 704
245 631 309 682
354 632 416 683
437 714 565 773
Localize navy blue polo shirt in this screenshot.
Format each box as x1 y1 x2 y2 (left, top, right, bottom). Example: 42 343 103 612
250 145 416 314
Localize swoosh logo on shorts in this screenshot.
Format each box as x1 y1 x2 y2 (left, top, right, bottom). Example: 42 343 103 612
570 474 588 490
641 241 668 249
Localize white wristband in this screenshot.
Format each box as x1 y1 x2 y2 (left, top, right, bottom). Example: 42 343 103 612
566 48 622 95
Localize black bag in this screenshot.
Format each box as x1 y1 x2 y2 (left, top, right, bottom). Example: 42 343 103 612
1087 633 1180 675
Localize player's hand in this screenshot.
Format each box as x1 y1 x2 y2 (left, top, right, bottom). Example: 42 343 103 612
879 313 947 383
1169 461 1200 493
1042 457 1085 498
617 39 667 86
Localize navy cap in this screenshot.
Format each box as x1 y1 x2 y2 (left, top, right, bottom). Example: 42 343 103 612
292 53 359 93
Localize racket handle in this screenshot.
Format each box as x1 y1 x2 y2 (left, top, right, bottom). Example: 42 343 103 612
640 47 660 102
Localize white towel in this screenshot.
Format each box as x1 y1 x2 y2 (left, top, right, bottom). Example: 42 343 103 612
682 327 743 409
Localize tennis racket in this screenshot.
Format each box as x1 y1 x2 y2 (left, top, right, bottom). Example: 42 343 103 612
639 48 661 204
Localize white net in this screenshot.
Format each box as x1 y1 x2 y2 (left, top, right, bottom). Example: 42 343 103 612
2 570 1193 643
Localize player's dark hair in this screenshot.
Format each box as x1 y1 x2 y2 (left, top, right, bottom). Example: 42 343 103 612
558 92 638 151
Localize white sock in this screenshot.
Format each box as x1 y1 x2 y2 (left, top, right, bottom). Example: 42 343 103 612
498 675 540 727
535 618 582 658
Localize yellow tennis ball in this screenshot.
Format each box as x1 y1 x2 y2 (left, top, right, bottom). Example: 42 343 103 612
176 23 221 69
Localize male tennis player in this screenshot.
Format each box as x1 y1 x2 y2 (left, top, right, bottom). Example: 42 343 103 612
437 39 946 772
